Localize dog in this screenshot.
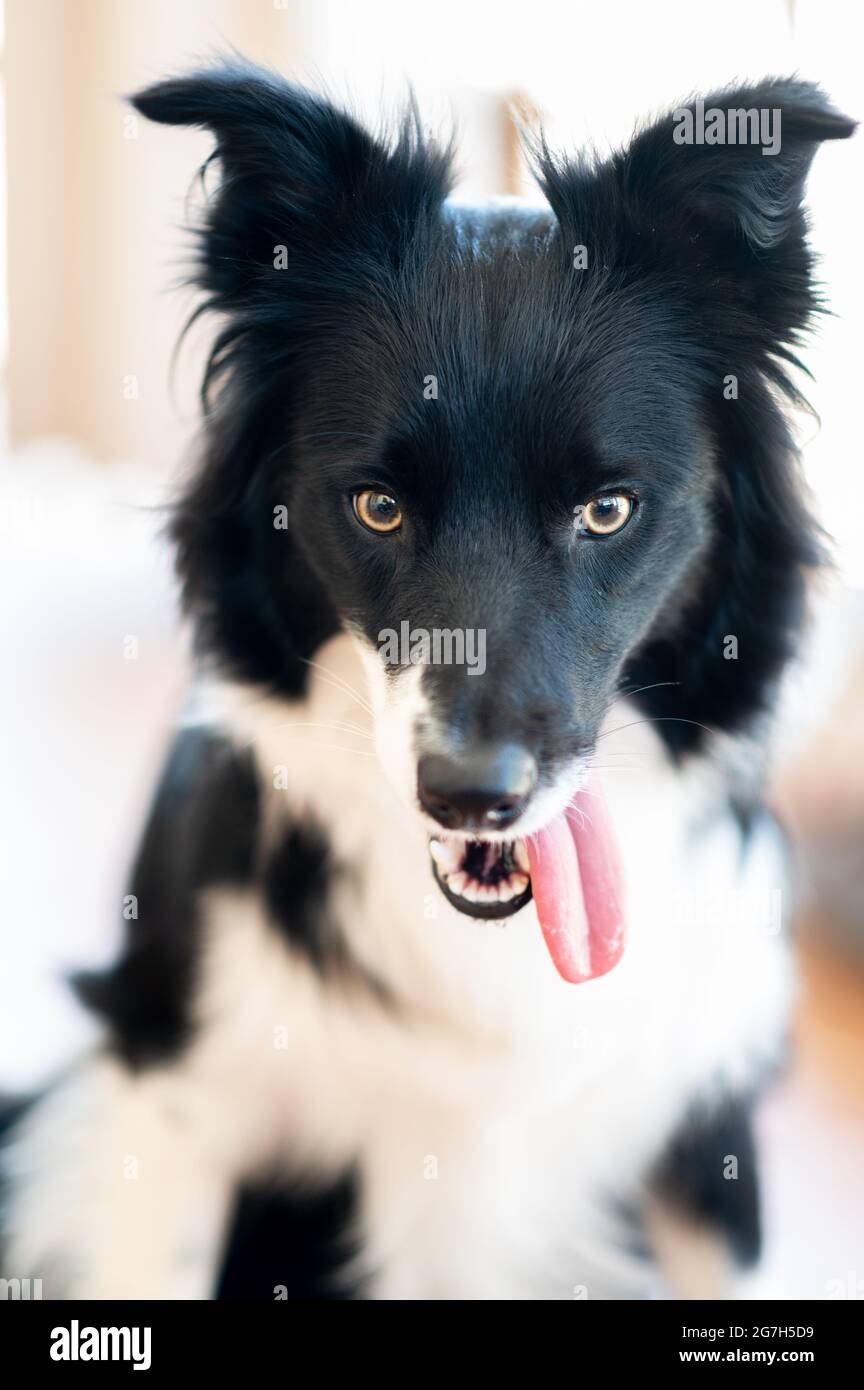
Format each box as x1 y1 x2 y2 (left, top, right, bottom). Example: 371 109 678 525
0 63 854 1300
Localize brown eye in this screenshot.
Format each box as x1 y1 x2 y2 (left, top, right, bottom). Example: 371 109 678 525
576 493 635 538
353 490 403 535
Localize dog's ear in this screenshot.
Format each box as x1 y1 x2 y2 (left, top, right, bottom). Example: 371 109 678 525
612 78 855 251
538 79 854 347
132 60 453 309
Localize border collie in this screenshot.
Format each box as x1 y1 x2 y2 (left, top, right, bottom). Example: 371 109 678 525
1 64 854 1300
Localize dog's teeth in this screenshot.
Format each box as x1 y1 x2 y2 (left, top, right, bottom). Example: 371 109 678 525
430 838 463 872
434 837 531 910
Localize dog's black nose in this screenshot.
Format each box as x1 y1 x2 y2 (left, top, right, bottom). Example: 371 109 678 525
418 745 537 831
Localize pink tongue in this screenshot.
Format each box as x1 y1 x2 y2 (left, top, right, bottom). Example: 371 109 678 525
525 772 625 984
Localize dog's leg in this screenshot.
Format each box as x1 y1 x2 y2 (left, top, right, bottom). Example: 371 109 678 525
1 1054 233 1299
644 1094 762 1300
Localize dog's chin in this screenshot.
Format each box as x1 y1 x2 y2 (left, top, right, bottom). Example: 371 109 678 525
429 835 534 920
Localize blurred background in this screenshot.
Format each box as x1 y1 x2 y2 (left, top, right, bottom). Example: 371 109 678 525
0 0 861 1297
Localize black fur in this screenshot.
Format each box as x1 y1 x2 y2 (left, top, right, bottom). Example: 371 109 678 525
263 820 347 973
216 1171 362 1301
651 1095 762 1267
130 64 853 779
74 728 261 1067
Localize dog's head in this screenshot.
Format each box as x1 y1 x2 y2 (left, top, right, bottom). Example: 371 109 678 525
135 64 852 962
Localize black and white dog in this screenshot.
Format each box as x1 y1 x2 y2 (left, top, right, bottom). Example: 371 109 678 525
1 65 854 1300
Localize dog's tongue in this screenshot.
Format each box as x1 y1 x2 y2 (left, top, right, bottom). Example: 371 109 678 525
526 772 625 984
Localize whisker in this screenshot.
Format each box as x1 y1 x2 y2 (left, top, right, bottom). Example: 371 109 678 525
617 679 682 700
300 657 374 715
272 739 377 760
589 754 646 763
228 721 377 763
597 715 716 741
272 720 373 740
580 767 641 780
306 671 373 714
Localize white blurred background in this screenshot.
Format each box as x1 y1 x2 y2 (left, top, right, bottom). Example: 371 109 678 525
1 0 862 1297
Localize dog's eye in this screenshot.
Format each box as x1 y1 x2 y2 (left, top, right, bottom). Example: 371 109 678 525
353 490 403 535
575 494 635 538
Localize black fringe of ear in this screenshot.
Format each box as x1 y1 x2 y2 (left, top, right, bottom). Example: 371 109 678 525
528 76 855 252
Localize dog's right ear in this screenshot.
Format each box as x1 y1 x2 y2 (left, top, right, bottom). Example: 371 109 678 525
132 60 453 308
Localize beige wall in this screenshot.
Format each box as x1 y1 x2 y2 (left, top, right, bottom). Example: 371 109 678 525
5 0 300 471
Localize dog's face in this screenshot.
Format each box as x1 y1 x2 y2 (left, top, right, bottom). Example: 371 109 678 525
135 66 852 931
284 235 715 846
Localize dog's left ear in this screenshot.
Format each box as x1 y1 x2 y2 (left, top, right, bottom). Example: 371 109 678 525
539 79 855 346
614 78 855 249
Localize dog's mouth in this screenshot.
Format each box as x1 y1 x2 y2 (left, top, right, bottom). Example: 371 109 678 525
429 836 534 920
428 772 627 984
